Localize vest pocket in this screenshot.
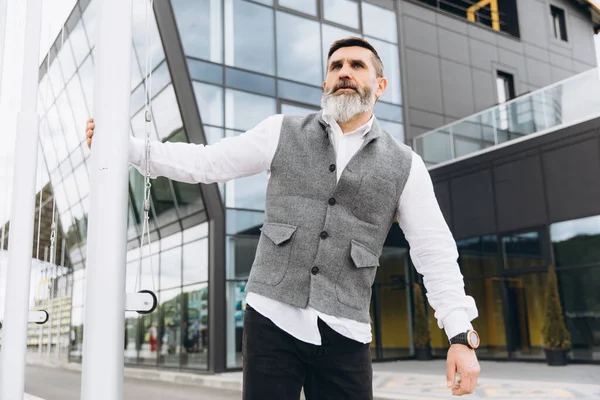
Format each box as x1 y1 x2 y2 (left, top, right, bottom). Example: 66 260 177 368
336 240 380 310
251 223 297 286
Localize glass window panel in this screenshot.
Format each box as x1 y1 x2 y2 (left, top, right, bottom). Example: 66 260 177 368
226 235 259 279
551 215 600 267
40 120 59 171
225 172 268 210
138 306 160 366
378 119 404 143
57 92 81 154
374 101 402 122
183 223 209 243
131 107 159 140
276 12 321 85
226 68 275 96
159 287 182 367
368 37 402 105
124 313 139 363
278 79 322 106
281 103 319 116
457 236 500 276
160 246 182 290
48 57 65 97
38 76 53 112
152 85 183 140
82 0 97 49
66 76 90 134
253 0 273 4
323 0 359 29
73 163 90 200
203 126 224 145
183 239 209 284
132 0 164 72
181 283 209 369
226 209 265 235
130 83 146 116
362 2 398 43
173 0 222 63
188 58 223 84
130 48 143 91
68 20 91 67
225 0 275 75
127 198 139 241
150 177 179 227
78 55 95 113
193 82 224 127
174 181 204 218
58 39 77 82
502 231 546 269
279 0 317 16
226 279 247 368
149 61 171 100
47 106 70 164
225 89 276 131
72 276 85 307
69 306 84 360
321 24 358 79
53 182 70 216
62 173 80 209
161 232 182 250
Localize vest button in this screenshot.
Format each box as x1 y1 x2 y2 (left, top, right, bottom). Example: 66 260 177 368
320 231 328 239
328 197 336 206
311 266 319 275
329 164 336 172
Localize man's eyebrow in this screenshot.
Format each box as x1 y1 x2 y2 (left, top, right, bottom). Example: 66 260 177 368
328 58 368 69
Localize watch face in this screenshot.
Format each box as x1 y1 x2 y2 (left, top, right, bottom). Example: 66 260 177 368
469 331 479 348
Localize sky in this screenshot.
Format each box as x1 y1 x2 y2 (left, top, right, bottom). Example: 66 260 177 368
0 1 600 226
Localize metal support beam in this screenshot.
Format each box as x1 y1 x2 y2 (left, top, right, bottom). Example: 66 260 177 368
0 0 43 398
80 0 132 398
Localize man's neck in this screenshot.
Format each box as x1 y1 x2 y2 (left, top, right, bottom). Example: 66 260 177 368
337 111 373 134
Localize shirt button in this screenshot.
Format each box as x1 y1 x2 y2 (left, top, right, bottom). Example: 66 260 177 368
329 164 336 172
328 197 336 206
311 266 319 275
320 231 328 239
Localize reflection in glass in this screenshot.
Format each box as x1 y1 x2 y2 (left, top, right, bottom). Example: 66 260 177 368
279 0 317 16
159 287 182 367
47 106 69 162
72 163 90 201
124 312 139 363
362 2 398 43
78 55 95 112
57 92 80 153
323 0 359 29
183 223 209 243
58 40 77 82
48 57 65 97
150 176 179 227
152 85 183 140
203 126 224 145
131 47 143 90
149 61 171 99
182 283 209 369
374 102 402 122
457 235 500 276
81 0 96 48
160 246 182 290
66 76 90 133
276 12 321 85
173 0 222 63
68 20 91 67
193 82 224 127
368 37 402 105
226 280 247 368
69 306 84 361
502 231 545 269
183 239 209 284
187 58 223 84
225 0 274 74
131 0 164 73
225 90 276 131
225 68 276 97
226 209 264 236
378 119 404 143
551 215 600 267
62 174 80 210
278 80 322 106
226 235 259 280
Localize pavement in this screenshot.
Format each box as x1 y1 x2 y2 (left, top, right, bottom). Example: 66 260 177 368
25 353 600 399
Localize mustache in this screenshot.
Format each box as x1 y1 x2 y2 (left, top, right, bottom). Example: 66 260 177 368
332 80 358 93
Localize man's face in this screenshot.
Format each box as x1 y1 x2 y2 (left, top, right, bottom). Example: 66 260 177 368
323 46 386 102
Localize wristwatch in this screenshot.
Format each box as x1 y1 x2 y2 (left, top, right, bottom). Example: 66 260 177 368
449 329 480 349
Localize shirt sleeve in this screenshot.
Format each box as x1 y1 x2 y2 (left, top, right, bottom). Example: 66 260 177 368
128 114 284 184
396 152 478 340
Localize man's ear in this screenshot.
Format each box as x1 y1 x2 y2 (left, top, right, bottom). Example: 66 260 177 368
375 77 387 99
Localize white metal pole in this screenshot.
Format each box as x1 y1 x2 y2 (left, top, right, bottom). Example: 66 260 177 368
0 0 8 97
80 0 132 398
0 0 43 398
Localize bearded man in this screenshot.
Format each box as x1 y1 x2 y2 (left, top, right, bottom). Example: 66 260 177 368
86 37 480 400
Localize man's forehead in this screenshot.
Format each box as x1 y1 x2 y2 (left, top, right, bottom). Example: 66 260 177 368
329 46 372 63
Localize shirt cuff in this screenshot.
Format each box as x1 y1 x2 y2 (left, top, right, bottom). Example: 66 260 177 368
129 136 145 168
442 309 474 341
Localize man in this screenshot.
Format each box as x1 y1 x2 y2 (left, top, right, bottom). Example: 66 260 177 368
86 37 480 399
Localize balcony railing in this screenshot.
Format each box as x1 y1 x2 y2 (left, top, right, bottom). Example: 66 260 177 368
413 68 600 167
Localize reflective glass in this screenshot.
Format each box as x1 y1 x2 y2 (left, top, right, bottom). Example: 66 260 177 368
78 55 95 112
226 279 247 368
151 177 179 227
149 61 171 99
47 106 69 165
124 313 139 363
132 0 164 72
193 82 224 127
368 37 402 105
362 2 398 43
40 120 59 171
374 101 402 122
181 283 209 369
159 287 182 367
81 0 97 49
188 58 223 84
183 239 209 284
152 85 183 140
58 39 77 82
131 107 159 140
204 126 225 145
131 48 143 91
73 163 90 200
378 119 404 143
278 79 322 105
68 20 91 67
323 0 359 29
225 0 275 75
160 246 182 290
226 235 259 279
551 215 600 267
225 68 275 97
130 83 146 117
138 306 159 366
281 103 319 115
66 76 90 133
276 12 321 85
279 0 317 15
48 57 65 97
56 91 80 153
161 231 182 250
174 181 204 218
38 76 52 112
127 198 140 241
183 223 209 243
226 209 264 235
502 231 546 269
321 24 358 79
173 0 222 63
53 181 70 216
225 89 276 131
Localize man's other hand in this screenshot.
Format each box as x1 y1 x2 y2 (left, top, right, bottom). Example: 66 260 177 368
446 344 480 396
86 117 95 149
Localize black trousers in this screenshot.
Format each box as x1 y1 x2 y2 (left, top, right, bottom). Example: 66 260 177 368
242 305 373 400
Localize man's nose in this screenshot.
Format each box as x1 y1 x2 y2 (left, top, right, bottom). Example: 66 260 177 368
338 63 353 79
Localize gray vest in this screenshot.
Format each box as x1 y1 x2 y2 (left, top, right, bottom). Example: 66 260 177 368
245 111 413 323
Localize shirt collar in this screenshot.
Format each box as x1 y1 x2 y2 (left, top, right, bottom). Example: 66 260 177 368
322 112 375 138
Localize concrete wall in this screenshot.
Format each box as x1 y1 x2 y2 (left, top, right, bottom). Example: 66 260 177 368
399 0 598 141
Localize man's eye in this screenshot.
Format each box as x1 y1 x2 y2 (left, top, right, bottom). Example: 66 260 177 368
353 63 363 68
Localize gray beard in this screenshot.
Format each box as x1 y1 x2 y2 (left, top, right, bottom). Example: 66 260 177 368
320 87 376 123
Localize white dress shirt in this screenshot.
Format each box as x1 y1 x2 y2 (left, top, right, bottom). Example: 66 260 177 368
129 112 478 346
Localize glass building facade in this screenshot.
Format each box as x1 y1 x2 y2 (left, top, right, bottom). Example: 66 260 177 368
8 0 596 373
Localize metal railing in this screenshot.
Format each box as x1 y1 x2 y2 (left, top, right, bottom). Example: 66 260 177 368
413 68 600 167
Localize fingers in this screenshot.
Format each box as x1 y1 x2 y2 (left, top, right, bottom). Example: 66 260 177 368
452 372 471 396
86 118 94 149
446 359 456 388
